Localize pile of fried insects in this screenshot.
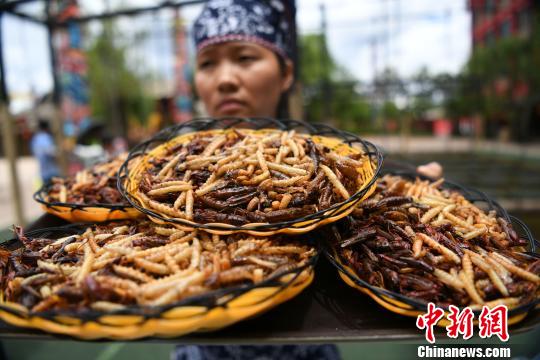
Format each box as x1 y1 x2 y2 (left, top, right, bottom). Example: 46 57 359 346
47 153 129 206
331 174 540 309
0 221 315 312
134 129 369 225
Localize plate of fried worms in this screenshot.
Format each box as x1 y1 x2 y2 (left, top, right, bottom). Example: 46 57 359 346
119 118 382 236
0 220 317 339
33 153 143 222
324 172 539 327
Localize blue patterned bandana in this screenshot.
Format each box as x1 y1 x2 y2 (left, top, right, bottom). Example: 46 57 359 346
193 0 294 60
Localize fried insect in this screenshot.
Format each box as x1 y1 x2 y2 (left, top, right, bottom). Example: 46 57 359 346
1 221 315 312
333 174 539 310
47 153 130 205
135 130 370 225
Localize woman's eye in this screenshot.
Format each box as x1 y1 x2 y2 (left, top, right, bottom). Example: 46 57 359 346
198 60 214 69
238 55 256 63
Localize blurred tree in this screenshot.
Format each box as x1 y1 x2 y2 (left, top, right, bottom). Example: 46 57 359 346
86 23 152 137
299 34 371 133
445 10 540 140
408 67 438 120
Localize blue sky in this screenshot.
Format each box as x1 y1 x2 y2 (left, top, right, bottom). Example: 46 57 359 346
2 0 470 113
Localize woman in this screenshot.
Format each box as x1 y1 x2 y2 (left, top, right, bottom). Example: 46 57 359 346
192 0 295 119
172 1 340 359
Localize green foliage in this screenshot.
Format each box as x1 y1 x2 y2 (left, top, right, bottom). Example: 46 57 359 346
381 100 399 120
446 10 540 134
86 23 153 133
299 34 371 133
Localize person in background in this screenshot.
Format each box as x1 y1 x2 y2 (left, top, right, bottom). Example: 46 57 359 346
31 119 60 185
172 1 340 359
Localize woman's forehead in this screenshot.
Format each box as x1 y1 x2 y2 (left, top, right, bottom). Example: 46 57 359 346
197 41 269 57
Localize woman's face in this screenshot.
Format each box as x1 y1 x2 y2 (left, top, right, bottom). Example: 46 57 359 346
195 41 293 118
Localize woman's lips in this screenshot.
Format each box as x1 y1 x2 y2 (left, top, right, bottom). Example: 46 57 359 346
216 100 246 114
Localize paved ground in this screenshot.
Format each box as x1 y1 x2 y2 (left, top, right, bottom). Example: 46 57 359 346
366 135 540 159
0 157 43 230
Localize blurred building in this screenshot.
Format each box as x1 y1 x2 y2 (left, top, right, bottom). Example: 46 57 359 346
469 0 537 48
468 0 540 141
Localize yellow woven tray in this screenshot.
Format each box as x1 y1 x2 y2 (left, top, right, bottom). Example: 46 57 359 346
122 126 381 236
0 269 313 340
37 204 143 223
325 170 539 327
328 250 536 327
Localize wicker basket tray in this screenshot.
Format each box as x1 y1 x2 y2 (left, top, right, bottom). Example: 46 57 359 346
324 169 540 327
0 223 318 340
118 117 383 236
33 184 142 222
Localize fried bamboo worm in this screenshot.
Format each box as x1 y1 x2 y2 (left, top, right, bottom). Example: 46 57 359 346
267 162 308 176
490 252 540 283
443 211 475 231
90 301 126 312
151 180 191 190
485 256 513 284
157 152 184 178
173 191 187 210
139 268 196 298
170 230 192 242
242 170 270 185
189 238 201 269
247 197 259 211
320 164 350 200
462 225 488 241
420 206 443 224
466 251 509 296
469 297 520 311
257 144 269 173
133 258 169 275
148 272 205 306
40 235 80 254
462 253 474 282
147 184 192 196
113 265 154 283
146 198 186 218
433 268 464 291
154 227 178 236
180 156 225 170
458 270 484 304
286 138 299 158
279 194 292 210
165 253 181 274
75 243 94 285
202 135 226 156
185 189 194 220
416 233 460 264
195 180 226 197
271 175 309 187
412 233 423 258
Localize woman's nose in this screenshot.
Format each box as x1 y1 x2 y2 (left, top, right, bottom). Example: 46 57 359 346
216 63 240 93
